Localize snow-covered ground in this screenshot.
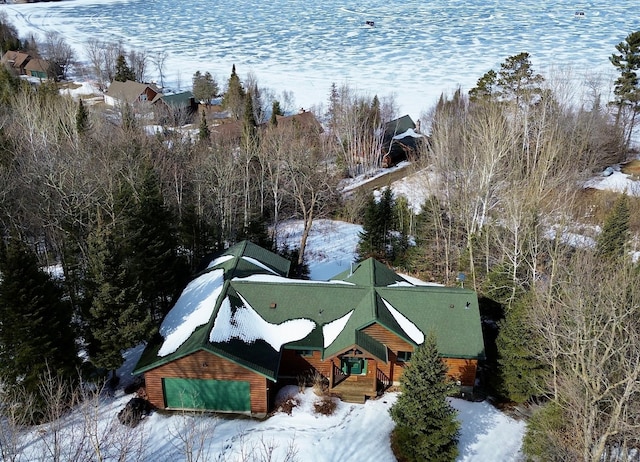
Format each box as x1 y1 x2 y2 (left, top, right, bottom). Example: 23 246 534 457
2 0 639 120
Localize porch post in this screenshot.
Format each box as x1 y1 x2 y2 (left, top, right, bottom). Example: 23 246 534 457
370 359 377 395
329 358 335 389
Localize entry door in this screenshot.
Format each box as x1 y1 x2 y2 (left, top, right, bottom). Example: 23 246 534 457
341 357 366 375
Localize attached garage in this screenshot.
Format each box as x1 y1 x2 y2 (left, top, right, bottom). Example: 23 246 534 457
163 378 251 412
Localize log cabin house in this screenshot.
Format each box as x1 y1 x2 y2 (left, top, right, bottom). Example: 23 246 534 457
133 241 485 417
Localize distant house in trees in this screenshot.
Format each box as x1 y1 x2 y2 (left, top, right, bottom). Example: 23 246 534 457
207 109 323 143
273 110 324 135
104 80 163 107
25 58 51 80
154 91 197 123
381 114 426 167
133 241 485 417
1 50 32 75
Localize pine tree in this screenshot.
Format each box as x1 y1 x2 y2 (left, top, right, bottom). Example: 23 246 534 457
192 70 219 105
83 221 150 378
596 193 630 260
123 166 186 323
0 238 79 420
357 188 401 263
389 333 460 462
242 89 257 141
469 69 497 103
75 98 89 134
198 108 210 143
222 64 246 119
610 30 640 146
270 100 283 126
114 54 135 82
495 294 547 403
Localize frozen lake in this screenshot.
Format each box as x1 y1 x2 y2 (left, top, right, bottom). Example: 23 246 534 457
2 0 639 118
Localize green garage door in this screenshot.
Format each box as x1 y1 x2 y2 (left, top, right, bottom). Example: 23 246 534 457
163 378 251 412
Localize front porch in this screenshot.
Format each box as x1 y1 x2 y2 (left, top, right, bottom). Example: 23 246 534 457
328 359 391 404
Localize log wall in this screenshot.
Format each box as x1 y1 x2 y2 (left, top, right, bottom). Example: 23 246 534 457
144 350 269 415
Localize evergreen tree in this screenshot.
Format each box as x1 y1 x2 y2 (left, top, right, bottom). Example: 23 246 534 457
198 108 210 143
389 333 460 462
222 64 246 119
495 52 544 107
123 166 186 323
269 100 283 126
596 193 630 260
0 64 22 105
178 203 221 272
0 238 79 420
242 89 257 140
357 188 405 263
495 293 547 403
0 14 21 53
610 30 640 146
114 54 135 82
83 221 150 378
469 53 543 107
75 98 89 134
192 70 219 105
469 69 497 103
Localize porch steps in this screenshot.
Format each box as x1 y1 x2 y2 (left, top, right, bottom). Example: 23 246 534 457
335 392 367 404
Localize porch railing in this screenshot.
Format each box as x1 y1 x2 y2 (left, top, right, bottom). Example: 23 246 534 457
332 362 348 387
376 368 391 393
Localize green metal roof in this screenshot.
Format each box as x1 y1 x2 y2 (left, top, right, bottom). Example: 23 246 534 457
159 91 194 107
331 258 407 287
133 243 485 379
218 241 291 277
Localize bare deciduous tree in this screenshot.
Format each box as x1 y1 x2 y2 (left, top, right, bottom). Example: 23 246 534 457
530 252 640 461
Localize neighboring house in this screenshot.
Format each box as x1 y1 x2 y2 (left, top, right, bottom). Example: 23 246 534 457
381 114 426 167
104 80 163 107
273 110 324 135
1 50 32 75
154 91 197 124
208 109 323 142
133 241 485 417
24 58 50 80
155 91 196 113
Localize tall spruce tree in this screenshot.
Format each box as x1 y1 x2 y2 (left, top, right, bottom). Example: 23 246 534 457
596 193 630 260
123 166 186 324
389 332 460 462
83 221 150 379
0 238 79 420
198 108 210 143
75 98 89 134
357 188 406 263
114 54 135 82
222 64 246 120
495 293 547 403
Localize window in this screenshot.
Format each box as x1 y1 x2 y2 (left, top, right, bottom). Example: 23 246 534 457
397 351 412 363
296 350 314 357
